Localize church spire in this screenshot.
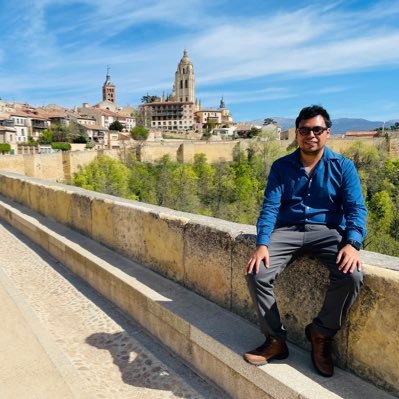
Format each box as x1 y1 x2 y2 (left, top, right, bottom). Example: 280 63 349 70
219 96 225 109
102 66 116 103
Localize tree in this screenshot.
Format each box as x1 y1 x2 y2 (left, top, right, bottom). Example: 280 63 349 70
247 126 261 138
263 118 277 126
109 120 124 132
73 155 136 199
128 157 157 204
141 94 160 103
38 129 53 144
368 190 394 235
68 122 89 143
51 124 69 142
390 122 399 131
154 155 177 207
131 126 149 141
0 143 11 154
192 153 216 213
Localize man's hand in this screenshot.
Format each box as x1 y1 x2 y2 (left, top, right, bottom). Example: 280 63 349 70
245 245 269 275
336 244 362 273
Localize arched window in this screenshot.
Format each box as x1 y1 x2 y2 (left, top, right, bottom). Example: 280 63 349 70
180 80 183 89
185 80 188 88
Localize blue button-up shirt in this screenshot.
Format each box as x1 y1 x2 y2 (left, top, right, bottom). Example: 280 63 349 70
256 146 367 246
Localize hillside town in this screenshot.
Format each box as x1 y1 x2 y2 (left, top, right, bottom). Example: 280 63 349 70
0 50 394 156
0 51 245 155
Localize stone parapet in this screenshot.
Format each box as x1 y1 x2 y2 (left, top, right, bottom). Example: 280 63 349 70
0 171 398 395
0 137 396 182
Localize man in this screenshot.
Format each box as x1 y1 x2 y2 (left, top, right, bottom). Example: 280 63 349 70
244 105 367 377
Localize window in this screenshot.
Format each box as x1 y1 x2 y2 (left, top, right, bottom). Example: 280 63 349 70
180 80 183 89
185 80 188 88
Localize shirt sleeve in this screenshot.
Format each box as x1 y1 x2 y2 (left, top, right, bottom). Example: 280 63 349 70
256 162 283 245
341 159 368 243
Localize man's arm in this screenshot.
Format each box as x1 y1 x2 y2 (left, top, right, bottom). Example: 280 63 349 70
255 162 283 246
337 159 368 273
246 162 282 274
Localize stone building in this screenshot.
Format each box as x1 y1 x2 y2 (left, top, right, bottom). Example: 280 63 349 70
140 50 200 131
102 66 116 104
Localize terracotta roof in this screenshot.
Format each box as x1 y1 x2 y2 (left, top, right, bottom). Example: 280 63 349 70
0 126 16 132
79 123 108 131
345 131 379 137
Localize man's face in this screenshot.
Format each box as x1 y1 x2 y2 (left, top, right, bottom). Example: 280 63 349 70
296 115 330 155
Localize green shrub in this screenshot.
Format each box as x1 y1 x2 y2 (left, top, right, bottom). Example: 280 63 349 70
51 142 71 151
0 143 11 154
130 126 149 141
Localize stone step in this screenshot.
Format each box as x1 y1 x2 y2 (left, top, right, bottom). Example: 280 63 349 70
0 195 396 399
0 213 227 398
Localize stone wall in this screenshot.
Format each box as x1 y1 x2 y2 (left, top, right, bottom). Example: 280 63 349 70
0 171 398 395
0 137 395 181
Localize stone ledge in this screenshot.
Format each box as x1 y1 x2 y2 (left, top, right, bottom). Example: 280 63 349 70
0 197 395 399
0 171 398 395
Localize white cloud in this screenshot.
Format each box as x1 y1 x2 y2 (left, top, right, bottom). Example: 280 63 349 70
1 0 399 118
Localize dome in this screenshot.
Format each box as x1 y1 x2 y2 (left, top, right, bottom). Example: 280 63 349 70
179 49 193 65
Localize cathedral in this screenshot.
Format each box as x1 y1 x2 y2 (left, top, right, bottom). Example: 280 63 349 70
140 50 232 132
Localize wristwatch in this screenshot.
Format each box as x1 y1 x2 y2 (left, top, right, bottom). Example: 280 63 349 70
346 240 361 250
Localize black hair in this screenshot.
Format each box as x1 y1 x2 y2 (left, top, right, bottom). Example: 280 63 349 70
295 105 332 128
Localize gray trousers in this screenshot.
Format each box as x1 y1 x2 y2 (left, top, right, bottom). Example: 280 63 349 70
247 224 364 339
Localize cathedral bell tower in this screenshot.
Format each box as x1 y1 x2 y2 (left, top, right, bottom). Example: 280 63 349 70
174 50 195 103
102 66 116 103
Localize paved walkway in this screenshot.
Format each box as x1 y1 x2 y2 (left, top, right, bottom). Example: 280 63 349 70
0 220 228 399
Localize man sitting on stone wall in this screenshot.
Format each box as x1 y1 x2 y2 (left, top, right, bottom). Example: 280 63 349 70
244 105 367 377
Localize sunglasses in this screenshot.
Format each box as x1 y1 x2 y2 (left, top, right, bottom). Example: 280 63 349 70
297 126 328 136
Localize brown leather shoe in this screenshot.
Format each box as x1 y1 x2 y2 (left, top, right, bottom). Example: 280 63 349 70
305 323 334 377
243 337 289 366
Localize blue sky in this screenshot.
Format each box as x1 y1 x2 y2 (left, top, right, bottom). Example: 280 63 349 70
1 0 399 122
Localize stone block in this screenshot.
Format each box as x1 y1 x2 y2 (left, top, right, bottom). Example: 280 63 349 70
190 326 294 399
112 204 146 263
91 198 114 248
183 222 233 309
346 266 399 394
27 182 43 214
16 179 30 207
231 233 258 322
143 211 187 282
142 310 193 364
48 235 66 264
64 245 90 279
47 189 73 226
70 192 92 236
147 299 191 337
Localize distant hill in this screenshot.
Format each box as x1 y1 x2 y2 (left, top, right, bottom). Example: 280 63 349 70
248 118 399 135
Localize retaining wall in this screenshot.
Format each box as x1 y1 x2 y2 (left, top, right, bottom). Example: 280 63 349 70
0 171 398 395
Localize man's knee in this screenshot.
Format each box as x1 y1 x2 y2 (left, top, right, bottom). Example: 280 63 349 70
246 263 274 287
341 268 364 291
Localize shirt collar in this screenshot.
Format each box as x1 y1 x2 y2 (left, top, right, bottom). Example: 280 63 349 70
287 146 339 166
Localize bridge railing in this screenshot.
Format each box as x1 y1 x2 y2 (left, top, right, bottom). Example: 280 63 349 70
0 170 398 395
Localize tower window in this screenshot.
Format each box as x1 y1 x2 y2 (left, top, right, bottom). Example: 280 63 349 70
185 80 188 88
180 80 183 89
